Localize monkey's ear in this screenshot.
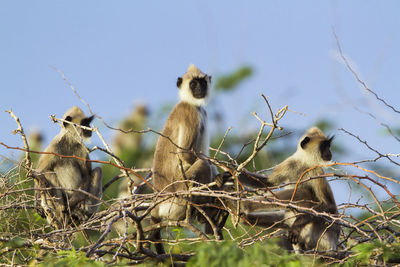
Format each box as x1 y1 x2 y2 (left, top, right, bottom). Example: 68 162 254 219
300 136 310 149
63 116 72 127
177 77 182 88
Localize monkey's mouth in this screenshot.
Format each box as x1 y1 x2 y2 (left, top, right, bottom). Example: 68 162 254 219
191 88 207 99
83 130 92 138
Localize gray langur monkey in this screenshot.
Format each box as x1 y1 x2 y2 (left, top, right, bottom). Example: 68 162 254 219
150 64 224 254
218 127 340 253
35 106 102 229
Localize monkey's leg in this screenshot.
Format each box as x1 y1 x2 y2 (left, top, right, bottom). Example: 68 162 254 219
184 159 226 236
84 167 103 217
222 187 316 229
288 214 313 245
183 159 211 209
204 178 230 239
184 158 212 184
149 207 166 255
214 209 229 239
214 172 233 188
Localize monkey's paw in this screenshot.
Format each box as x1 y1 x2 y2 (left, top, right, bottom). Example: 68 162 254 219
288 228 301 245
215 172 232 188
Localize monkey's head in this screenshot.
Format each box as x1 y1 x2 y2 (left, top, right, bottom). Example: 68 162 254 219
176 64 211 106
62 106 94 139
297 127 334 164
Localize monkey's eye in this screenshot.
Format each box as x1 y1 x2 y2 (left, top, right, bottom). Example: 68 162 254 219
199 79 207 88
190 80 197 90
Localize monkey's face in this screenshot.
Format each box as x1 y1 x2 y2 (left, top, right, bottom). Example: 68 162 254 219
62 106 94 139
80 116 94 138
177 76 211 105
189 77 208 99
177 64 212 106
300 134 334 162
319 136 334 161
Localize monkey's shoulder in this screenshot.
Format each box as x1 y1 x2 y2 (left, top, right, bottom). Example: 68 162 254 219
54 135 87 156
168 101 203 125
38 133 89 171
273 158 302 175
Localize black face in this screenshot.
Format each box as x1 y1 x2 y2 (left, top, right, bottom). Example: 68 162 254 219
80 115 94 138
189 77 208 99
319 136 334 161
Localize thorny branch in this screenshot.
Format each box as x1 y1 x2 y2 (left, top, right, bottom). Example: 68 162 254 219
2 132 400 265
2 68 400 265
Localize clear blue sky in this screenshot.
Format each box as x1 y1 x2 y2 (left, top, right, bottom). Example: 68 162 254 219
1 1 399 205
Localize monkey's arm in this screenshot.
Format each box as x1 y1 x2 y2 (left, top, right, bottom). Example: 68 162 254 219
36 153 55 176
239 170 272 188
268 187 319 208
245 210 289 228
78 167 103 220
36 154 61 193
214 170 271 189
53 162 86 209
175 123 198 167
175 103 207 166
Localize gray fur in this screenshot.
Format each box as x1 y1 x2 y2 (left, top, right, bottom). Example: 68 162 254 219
222 127 340 253
35 106 102 229
149 65 218 254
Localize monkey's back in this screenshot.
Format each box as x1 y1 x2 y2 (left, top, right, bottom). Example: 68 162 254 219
152 101 201 192
36 131 93 227
37 132 91 191
269 156 338 213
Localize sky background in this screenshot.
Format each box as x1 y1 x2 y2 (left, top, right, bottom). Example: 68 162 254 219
1 1 399 206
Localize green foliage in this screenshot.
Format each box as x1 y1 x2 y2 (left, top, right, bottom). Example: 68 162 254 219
38 248 105 267
343 240 400 266
187 240 308 267
4 237 25 248
214 66 253 92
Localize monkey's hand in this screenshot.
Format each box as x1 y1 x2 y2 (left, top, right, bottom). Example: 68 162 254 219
288 227 301 245
214 172 232 188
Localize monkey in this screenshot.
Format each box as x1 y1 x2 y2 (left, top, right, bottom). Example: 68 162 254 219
217 127 340 253
113 104 152 196
35 106 102 229
27 130 44 165
149 64 225 254
113 103 149 159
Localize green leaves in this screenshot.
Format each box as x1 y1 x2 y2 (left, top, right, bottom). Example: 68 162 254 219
4 237 25 248
348 241 400 266
38 248 105 267
187 240 307 267
214 66 253 92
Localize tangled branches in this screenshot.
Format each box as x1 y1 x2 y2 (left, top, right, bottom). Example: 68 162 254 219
1 91 400 267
